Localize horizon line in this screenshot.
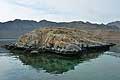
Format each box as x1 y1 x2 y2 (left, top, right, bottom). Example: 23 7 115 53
0 18 119 24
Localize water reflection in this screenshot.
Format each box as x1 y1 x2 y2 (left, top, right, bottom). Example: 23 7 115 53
10 50 104 74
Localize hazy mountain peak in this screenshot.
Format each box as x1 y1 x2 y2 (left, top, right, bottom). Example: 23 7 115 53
14 19 21 21
39 19 49 22
107 21 120 28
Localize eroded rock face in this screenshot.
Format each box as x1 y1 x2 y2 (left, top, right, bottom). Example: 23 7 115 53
16 27 104 49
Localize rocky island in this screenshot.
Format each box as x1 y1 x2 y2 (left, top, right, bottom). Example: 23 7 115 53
4 27 115 56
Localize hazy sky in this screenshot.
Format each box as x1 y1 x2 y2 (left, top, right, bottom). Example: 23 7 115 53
0 0 120 23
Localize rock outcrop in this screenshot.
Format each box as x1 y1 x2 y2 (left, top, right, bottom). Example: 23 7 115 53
16 27 105 51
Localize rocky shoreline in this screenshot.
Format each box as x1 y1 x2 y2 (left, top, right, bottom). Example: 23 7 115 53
3 43 115 56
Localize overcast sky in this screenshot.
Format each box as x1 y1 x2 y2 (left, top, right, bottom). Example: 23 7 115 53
0 0 120 23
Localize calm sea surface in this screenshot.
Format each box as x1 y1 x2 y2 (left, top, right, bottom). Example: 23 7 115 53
0 39 120 80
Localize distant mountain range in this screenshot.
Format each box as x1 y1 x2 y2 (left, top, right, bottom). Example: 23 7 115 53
107 21 120 29
0 19 120 38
